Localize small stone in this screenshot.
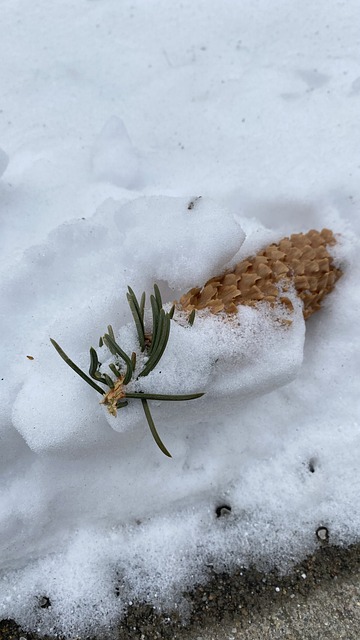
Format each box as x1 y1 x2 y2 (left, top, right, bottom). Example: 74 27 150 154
316 526 329 541
38 596 51 609
215 504 232 518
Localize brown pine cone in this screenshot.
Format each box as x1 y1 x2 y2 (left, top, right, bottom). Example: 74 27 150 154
179 229 342 319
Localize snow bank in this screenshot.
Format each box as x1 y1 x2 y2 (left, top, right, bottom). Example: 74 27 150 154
1 0 360 636
0 192 357 638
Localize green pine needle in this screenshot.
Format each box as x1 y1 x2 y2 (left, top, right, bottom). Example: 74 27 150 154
107 325 115 341
127 287 146 351
89 347 99 378
144 308 165 366
188 309 196 326
90 347 115 388
50 339 105 395
141 398 172 458
125 392 204 401
153 283 163 311
149 294 160 353
101 373 115 388
102 334 133 384
109 363 122 378
139 312 170 378
116 400 129 409
139 292 146 320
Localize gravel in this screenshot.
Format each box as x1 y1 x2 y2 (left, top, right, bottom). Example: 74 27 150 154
1 542 360 640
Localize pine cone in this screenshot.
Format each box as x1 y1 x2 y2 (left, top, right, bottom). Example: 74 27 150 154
179 229 342 319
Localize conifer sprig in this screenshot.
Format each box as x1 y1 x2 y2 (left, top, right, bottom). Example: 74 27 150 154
51 285 203 457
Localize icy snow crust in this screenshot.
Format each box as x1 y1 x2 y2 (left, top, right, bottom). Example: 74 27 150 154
1 0 360 636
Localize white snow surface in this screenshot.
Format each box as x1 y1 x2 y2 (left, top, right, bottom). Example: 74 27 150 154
0 149 8 179
1 0 360 636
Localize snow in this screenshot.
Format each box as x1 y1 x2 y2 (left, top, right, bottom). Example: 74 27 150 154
0 148 8 179
1 0 360 636
90 116 141 188
112 195 245 289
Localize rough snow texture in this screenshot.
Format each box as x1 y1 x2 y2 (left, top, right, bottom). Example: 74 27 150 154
1 0 360 637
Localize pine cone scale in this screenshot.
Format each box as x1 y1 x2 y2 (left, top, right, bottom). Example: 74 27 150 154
179 228 342 320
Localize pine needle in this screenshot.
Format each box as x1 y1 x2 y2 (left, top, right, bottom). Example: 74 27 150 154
50 339 105 395
141 398 172 457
